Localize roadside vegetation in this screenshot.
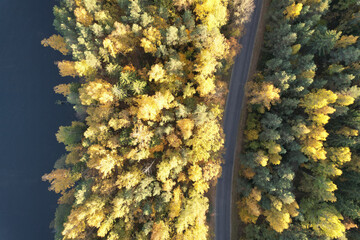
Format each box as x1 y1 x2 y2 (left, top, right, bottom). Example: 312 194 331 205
238 0 360 239
41 0 254 239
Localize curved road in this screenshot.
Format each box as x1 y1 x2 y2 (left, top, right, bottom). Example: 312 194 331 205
215 0 264 239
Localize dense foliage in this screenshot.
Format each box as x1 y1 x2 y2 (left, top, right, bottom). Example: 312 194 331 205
238 0 360 239
42 0 255 239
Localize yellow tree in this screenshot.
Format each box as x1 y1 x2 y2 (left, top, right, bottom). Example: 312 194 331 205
151 221 170 240
177 118 195 140
169 186 183 219
79 79 114 105
41 34 69 55
141 27 162 54
42 169 80 194
103 22 134 57
284 2 303 19
54 84 71 96
335 35 358 48
247 81 281 110
238 187 262 223
57 61 77 77
74 7 94 26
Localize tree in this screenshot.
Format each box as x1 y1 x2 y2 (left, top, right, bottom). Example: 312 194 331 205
57 61 77 78
335 35 358 48
247 81 281 110
54 84 71 96
177 118 195 140
42 169 80 194
231 0 255 27
79 79 114 105
141 26 162 54
301 202 345 239
238 187 262 224
284 3 303 19
74 7 94 26
56 121 86 148
151 221 170 240
41 34 69 55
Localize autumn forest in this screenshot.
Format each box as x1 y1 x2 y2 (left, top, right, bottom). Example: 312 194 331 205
41 0 360 239
238 0 360 239
41 0 247 239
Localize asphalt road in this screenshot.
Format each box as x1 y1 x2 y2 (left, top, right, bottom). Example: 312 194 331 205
215 0 264 239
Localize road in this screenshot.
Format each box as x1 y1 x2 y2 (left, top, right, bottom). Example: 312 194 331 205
215 0 264 239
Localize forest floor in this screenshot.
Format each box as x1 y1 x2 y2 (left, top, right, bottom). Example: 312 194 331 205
231 1 271 239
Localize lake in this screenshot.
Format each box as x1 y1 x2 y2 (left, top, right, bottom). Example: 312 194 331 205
0 1 74 239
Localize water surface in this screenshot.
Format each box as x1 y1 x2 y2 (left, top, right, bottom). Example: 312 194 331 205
0 1 73 239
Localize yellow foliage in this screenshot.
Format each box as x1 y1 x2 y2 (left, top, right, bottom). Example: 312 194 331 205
169 187 183 219
193 180 210 194
307 126 329 141
186 119 224 163
151 221 170 240
310 113 330 125
284 3 303 19
177 118 195 140
189 164 202 182
41 34 69 55
75 60 95 77
194 0 228 30
264 141 281 154
116 168 143 190
336 127 359 137
336 94 355 106
335 35 358 48
57 61 77 77
285 201 299 218
58 189 75 205
238 188 262 224
141 26 162 54
241 166 256 179
103 22 134 57
247 81 281 110
163 179 176 192
79 79 114 105
327 147 352 165
269 154 282 165
42 169 80 194
196 76 216 97
131 91 175 121
130 122 154 148
300 70 316 79
62 207 87 239
255 150 269 167
265 197 298 233
54 84 71 96
291 44 301 54
300 89 337 113
245 129 259 141
87 144 122 177
108 111 131 130
265 208 291 232
174 0 194 10
166 133 182 148
74 7 94 26
315 106 336 115
148 63 166 82
301 139 327 161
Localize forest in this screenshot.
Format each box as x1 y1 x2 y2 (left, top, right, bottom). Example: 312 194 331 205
238 0 360 239
41 0 255 239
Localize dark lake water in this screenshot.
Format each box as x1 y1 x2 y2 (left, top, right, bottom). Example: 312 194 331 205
0 1 74 239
